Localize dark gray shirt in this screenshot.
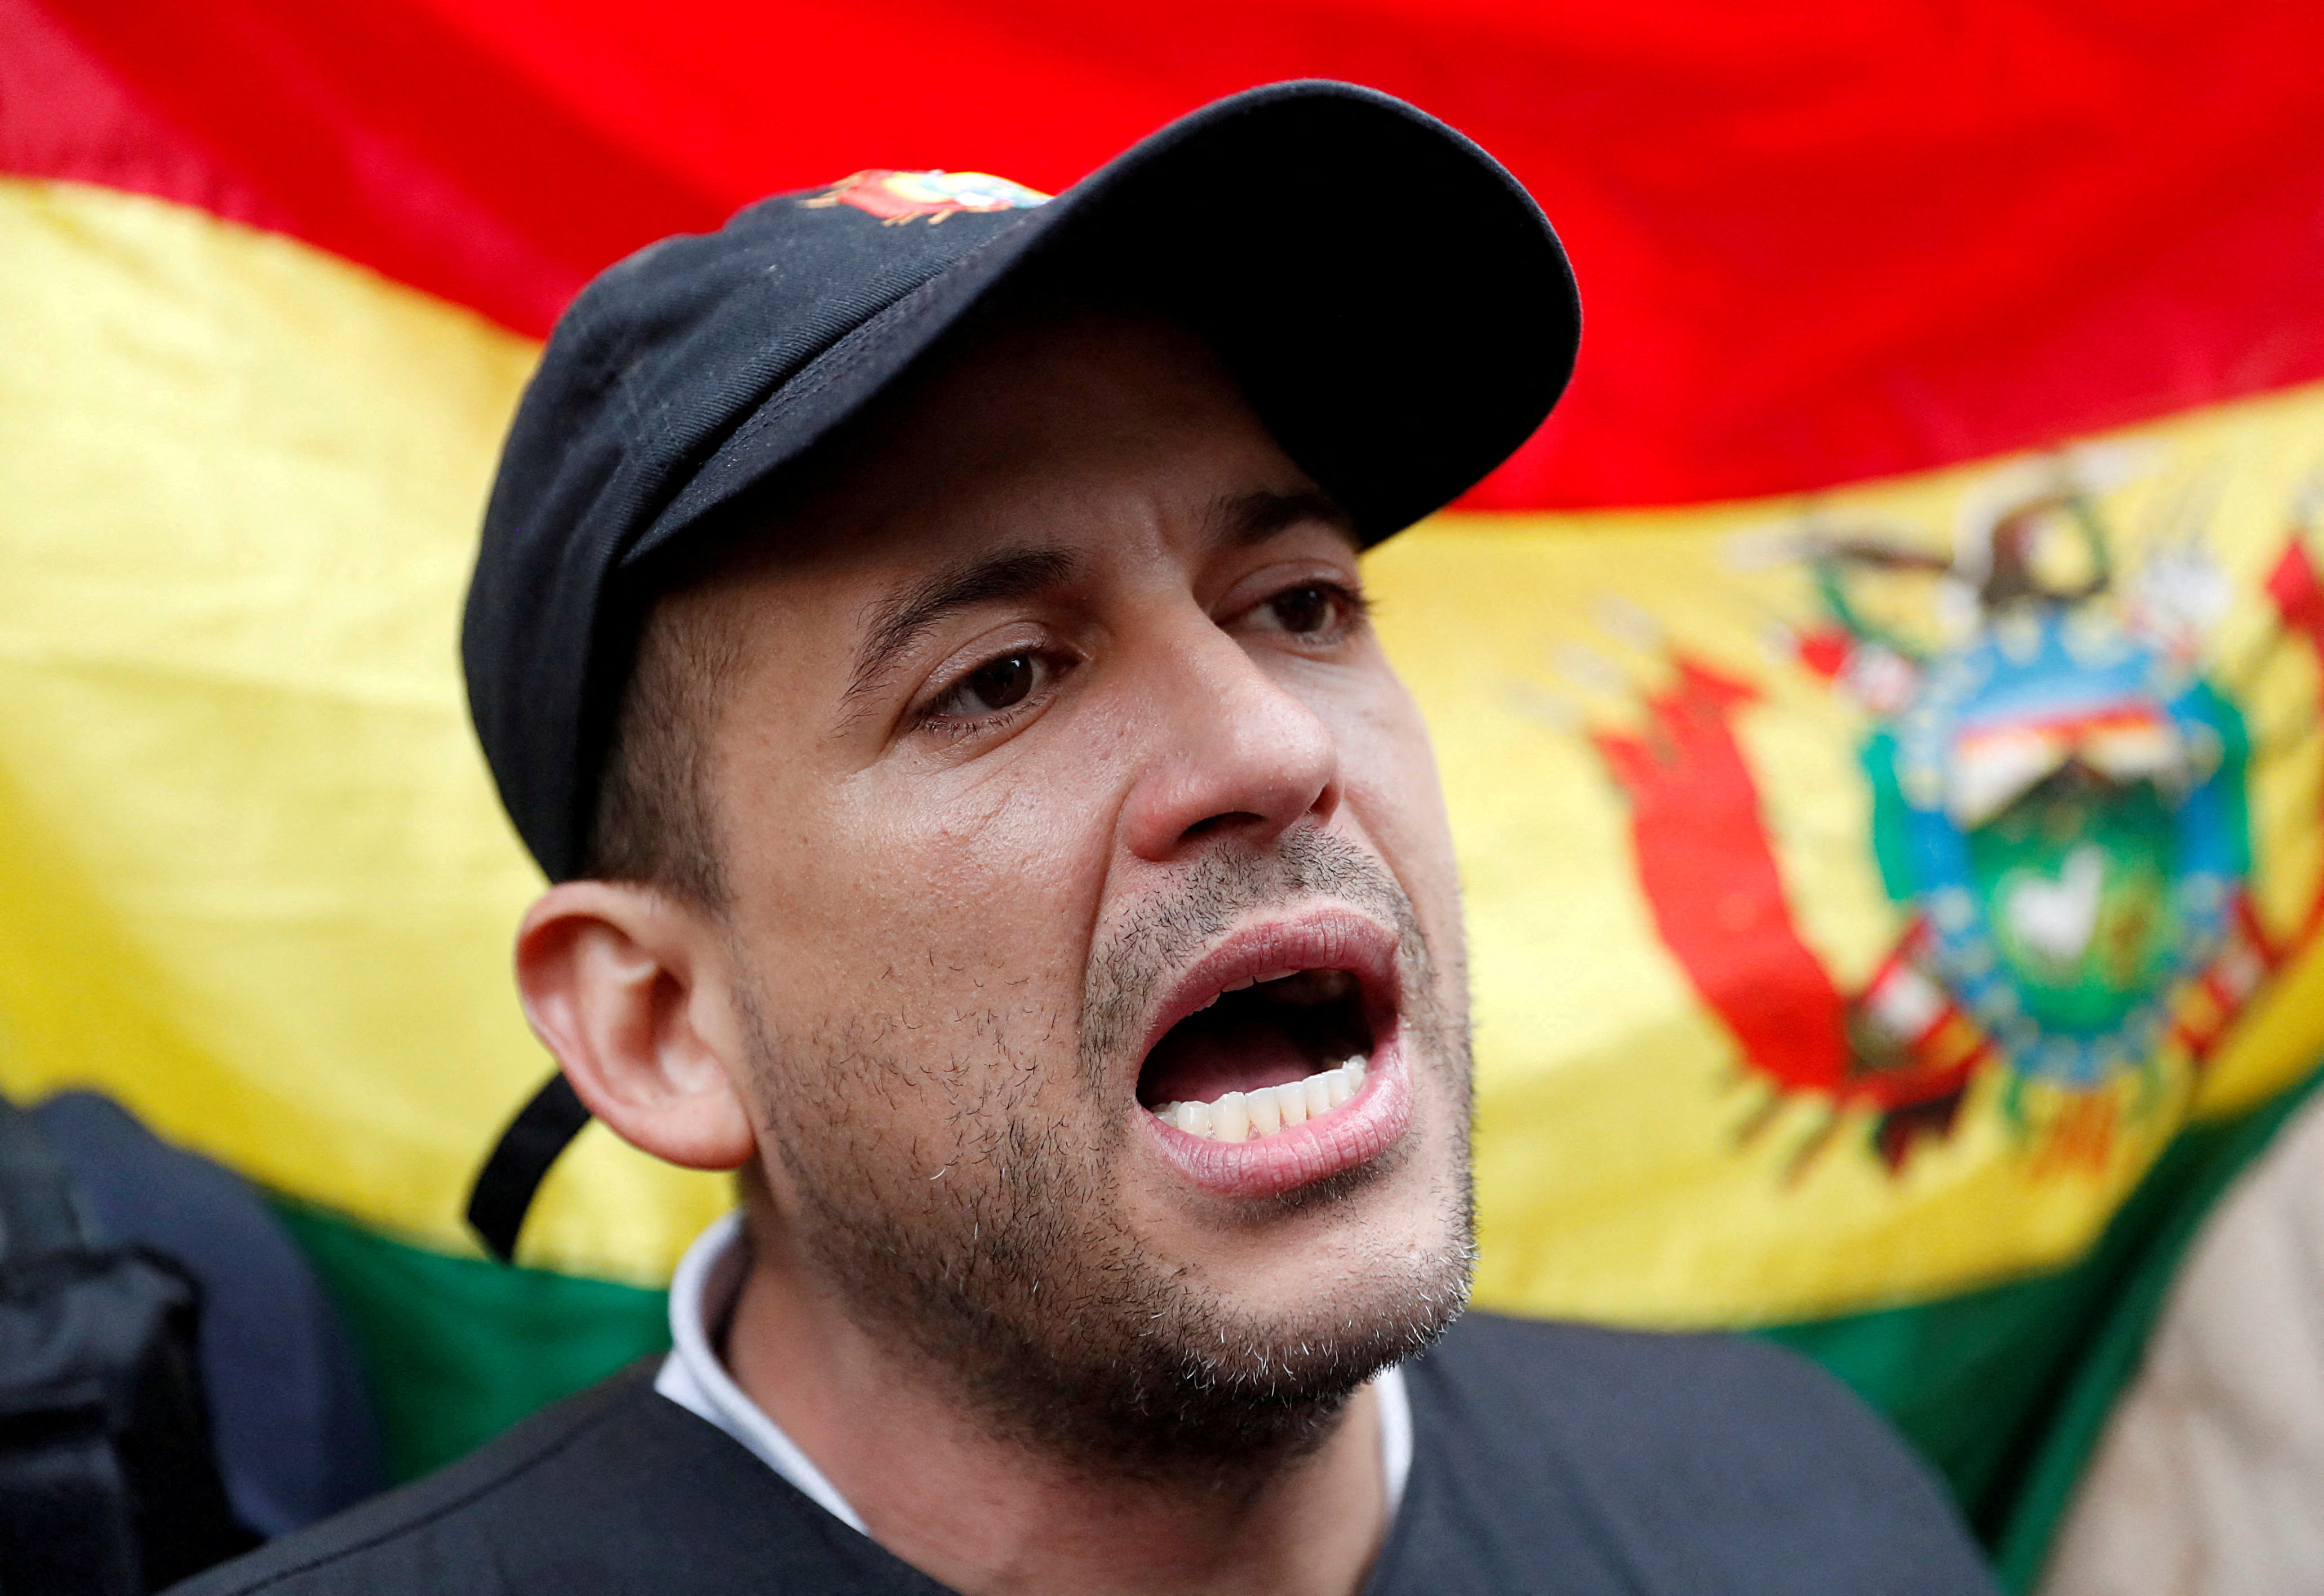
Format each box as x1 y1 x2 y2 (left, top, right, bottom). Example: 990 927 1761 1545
171 1313 1996 1595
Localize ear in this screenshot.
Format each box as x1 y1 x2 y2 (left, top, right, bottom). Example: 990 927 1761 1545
513 881 757 1171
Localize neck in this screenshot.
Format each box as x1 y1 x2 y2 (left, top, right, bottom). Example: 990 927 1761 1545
720 1215 1392 1596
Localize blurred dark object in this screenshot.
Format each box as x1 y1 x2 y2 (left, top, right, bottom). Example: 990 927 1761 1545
0 1093 251 1593
31 1094 385 1539
0 1090 388 1593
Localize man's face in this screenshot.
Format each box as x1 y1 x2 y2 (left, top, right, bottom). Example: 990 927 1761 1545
694 308 1474 1466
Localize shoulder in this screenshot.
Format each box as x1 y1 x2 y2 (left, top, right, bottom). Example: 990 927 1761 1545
1418 1308 1873 1434
1379 1313 1995 1596
168 1368 947 1596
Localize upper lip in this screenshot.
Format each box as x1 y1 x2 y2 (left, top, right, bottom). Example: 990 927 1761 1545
1134 907 1404 1074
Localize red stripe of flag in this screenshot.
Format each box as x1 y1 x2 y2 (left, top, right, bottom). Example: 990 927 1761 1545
7 0 2323 510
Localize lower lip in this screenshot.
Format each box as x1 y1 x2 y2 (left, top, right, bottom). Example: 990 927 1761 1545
1139 1039 1412 1199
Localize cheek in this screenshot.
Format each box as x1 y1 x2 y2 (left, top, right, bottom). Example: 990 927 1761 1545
1347 669 1450 873
862 775 1101 959
731 762 1116 1093
1335 674 1466 958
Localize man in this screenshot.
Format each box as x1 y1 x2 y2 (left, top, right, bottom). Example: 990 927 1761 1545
181 82 1994 1595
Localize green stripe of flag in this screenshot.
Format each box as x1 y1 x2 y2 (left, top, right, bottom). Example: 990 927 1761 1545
1763 1057 2324 1591
270 1202 670 1482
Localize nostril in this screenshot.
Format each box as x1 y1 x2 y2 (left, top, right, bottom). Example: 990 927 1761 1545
1179 810 1267 844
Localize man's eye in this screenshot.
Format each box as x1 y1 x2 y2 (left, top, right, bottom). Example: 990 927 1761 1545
1259 583 1361 638
930 651 1045 721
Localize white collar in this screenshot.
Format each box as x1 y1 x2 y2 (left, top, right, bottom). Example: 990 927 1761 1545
653 1211 866 1530
654 1211 1414 1534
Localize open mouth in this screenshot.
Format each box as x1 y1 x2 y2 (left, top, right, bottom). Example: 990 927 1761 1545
1137 967 1376 1144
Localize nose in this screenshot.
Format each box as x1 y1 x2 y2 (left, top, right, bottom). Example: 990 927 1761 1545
1119 623 1342 863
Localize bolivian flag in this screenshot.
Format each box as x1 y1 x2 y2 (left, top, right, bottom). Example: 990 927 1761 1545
7 3 2323 1588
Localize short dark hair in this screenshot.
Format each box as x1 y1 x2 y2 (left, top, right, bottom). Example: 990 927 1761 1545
579 564 749 911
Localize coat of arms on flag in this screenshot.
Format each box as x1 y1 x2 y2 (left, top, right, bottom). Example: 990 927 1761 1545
1591 456 2324 1180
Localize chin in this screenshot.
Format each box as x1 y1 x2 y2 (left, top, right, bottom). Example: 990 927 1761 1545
1205 1141 1478 1358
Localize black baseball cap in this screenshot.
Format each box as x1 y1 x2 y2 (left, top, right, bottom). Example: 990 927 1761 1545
460 79 1581 1259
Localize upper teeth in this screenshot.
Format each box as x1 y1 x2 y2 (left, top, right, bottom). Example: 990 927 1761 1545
1199 966 1329 1003
1213 968 1305 997
1153 1058 1367 1142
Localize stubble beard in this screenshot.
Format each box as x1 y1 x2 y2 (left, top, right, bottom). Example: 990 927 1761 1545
743 828 1475 1484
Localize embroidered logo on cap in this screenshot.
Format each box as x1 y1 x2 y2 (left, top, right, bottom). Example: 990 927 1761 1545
801 169 1052 225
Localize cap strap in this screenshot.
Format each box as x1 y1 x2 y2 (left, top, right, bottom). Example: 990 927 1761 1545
466 1073 591 1262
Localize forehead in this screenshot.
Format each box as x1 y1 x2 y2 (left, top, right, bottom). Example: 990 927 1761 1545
737 305 1326 580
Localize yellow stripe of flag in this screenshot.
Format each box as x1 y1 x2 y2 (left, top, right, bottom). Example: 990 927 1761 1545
6 175 2322 1325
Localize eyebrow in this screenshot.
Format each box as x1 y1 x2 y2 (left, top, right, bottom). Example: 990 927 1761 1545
846 546 1081 706
1208 488 1359 550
